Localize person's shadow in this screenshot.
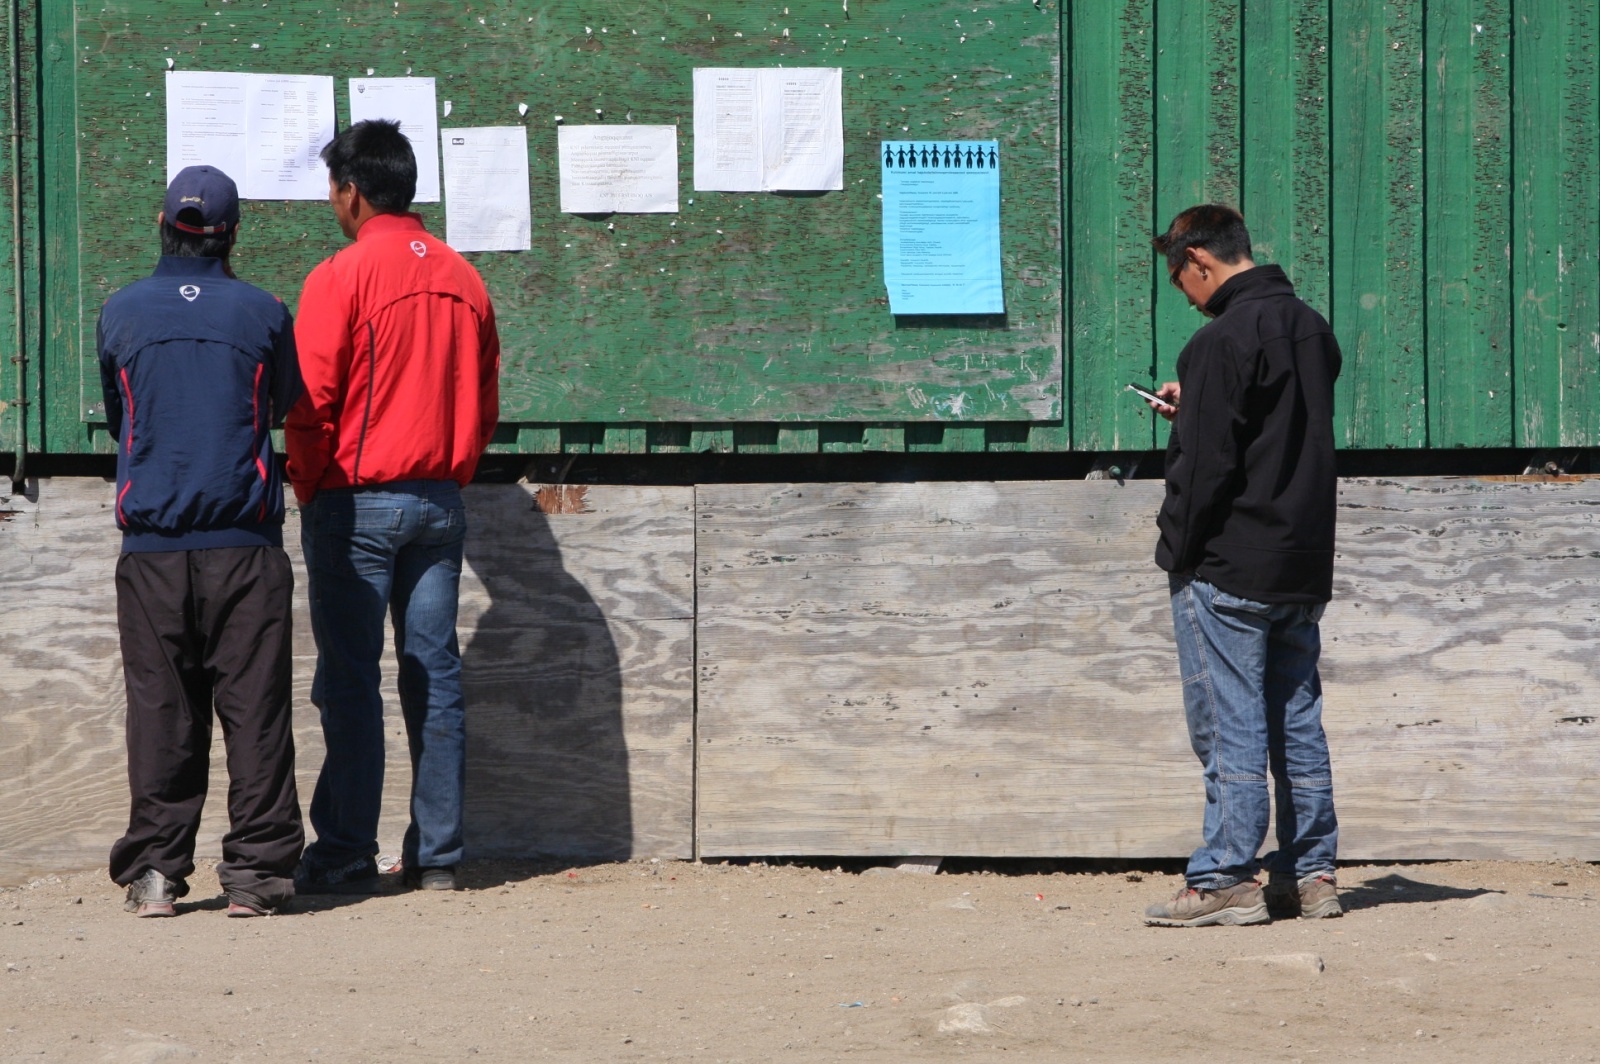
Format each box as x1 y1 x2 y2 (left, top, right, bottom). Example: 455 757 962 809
460 486 632 860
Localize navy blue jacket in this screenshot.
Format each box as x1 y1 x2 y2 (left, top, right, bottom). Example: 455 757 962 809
97 256 300 552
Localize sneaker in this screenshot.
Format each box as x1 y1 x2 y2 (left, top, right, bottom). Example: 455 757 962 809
294 854 381 896
1144 880 1269 927
1267 872 1342 920
123 869 185 917
403 866 458 891
225 889 279 918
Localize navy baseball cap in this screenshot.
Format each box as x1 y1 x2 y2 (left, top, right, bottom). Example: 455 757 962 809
164 165 240 235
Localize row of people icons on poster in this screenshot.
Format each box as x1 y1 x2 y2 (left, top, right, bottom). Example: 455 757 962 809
883 143 998 171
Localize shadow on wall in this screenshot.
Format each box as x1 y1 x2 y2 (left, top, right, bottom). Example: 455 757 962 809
460 489 631 860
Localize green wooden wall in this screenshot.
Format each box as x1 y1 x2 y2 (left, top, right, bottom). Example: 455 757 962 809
4 1 1598 459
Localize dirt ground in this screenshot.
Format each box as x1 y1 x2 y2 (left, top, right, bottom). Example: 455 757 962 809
1 858 1597 1064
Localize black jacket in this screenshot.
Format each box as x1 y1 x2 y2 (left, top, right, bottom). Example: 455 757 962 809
1155 264 1342 603
98 256 300 552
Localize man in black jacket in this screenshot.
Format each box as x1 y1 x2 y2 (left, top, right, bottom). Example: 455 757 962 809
1139 205 1344 928
98 166 304 917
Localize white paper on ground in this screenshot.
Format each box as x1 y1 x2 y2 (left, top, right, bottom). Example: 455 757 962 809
166 70 333 199
441 126 531 252
349 77 441 203
557 125 679 214
692 67 843 192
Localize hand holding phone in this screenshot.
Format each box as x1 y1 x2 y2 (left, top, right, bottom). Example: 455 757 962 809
1126 381 1179 421
1125 382 1166 406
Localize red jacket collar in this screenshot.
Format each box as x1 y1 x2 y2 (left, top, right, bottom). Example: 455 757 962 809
354 212 428 242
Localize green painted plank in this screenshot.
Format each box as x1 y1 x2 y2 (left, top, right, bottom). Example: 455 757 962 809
1513 0 1600 447
0 7 16 460
560 424 601 455
40 0 82 452
517 425 563 454
1330 0 1426 447
1153 0 1241 447
647 423 692 453
1425 2 1512 447
940 425 985 453
905 423 944 452
818 424 864 454
861 424 905 452
1241 0 1331 317
982 422 1029 452
732 424 780 455
70 0 1061 428
601 423 647 455
775 426 819 454
1022 422 1072 452
1069 0 1156 450
690 425 735 454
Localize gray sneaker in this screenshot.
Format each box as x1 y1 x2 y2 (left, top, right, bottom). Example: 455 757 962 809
403 866 458 891
123 869 184 917
1144 880 1269 927
1266 872 1342 920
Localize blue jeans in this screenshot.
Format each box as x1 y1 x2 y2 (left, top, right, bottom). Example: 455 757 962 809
1170 575 1338 889
302 480 468 871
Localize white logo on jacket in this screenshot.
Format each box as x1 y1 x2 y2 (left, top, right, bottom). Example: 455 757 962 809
179 285 200 302
410 240 427 258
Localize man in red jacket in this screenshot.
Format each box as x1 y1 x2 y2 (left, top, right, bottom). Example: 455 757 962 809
287 119 500 894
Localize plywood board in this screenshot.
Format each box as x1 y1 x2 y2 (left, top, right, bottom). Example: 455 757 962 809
460 484 695 860
695 478 1600 859
68 0 1060 425
0 480 693 884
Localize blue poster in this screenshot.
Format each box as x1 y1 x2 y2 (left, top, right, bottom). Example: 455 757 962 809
880 140 1003 315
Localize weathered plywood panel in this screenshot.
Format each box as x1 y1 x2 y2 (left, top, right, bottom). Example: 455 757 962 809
695 478 1600 859
460 484 695 860
0 480 692 883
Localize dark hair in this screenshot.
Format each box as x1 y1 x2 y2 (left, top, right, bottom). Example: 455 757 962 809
160 212 234 259
1152 204 1252 275
320 119 417 213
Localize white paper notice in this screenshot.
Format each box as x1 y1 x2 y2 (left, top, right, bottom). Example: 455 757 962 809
166 71 250 183
441 126 531 252
767 68 844 191
248 75 335 200
557 125 679 214
692 69 762 192
349 77 440 203
166 70 333 200
693 68 843 192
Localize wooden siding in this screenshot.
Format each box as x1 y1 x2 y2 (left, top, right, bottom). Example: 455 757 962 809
695 478 1600 859
1 2 1598 453
0 480 694 883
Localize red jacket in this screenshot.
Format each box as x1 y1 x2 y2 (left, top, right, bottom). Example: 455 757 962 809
286 212 500 505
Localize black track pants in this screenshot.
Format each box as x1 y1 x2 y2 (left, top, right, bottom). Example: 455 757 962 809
108 546 304 905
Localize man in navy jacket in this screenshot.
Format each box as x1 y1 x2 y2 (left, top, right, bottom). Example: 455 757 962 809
97 166 304 917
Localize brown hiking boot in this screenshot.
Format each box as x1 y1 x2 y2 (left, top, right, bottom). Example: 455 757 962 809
1266 872 1343 920
1144 880 1269 927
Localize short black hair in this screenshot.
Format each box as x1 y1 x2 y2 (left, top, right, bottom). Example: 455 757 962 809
320 119 417 213
1152 204 1253 274
160 212 234 259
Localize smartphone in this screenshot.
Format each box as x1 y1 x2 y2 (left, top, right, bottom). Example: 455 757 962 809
1125 382 1174 409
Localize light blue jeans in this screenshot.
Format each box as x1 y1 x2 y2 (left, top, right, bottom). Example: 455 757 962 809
1170 575 1339 889
301 480 468 872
